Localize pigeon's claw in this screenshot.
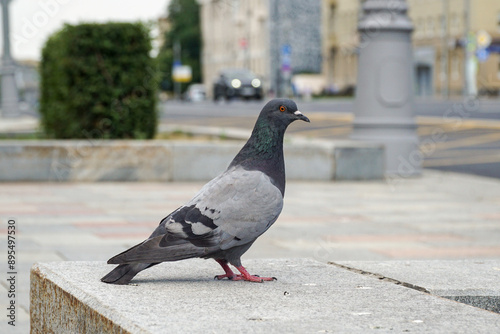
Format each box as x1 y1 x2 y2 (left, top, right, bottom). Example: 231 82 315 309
214 273 235 280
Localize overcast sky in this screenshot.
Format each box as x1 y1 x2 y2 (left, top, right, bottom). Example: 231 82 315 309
5 0 171 60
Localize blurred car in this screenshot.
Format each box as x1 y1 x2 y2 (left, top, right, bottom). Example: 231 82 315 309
213 68 263 101
184 84 206 102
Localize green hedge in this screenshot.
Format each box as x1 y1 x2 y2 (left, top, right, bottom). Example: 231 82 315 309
40 23 158 139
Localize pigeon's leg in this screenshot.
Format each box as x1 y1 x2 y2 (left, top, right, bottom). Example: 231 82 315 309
234 265 277 283
214 259 236 280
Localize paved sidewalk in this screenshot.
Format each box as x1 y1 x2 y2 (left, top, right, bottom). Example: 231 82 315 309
1 170 500 332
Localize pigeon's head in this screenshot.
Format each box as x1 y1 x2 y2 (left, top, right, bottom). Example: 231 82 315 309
260 99 310 125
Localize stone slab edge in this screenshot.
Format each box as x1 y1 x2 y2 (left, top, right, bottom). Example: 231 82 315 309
30 263 142 334
30 260 500 333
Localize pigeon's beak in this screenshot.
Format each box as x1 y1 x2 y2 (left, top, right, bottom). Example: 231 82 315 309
294 110 310 123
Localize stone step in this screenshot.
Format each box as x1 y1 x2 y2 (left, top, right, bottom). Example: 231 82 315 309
30 259 500 333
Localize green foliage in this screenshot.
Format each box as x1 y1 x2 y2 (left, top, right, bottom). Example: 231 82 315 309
158 0 202 92
40 22 158 139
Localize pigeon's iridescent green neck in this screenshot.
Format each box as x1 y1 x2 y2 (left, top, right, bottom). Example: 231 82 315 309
251 117 284 156
229 115 287 194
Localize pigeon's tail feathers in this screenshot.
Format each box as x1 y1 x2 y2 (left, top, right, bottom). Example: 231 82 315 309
107 235 212 264
101 263 155 285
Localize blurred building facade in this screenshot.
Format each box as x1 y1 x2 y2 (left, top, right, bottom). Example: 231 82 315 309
321 0 360 95
322 0 500 97
198 0 322 97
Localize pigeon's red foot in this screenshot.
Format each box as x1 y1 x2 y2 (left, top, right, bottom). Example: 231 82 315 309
214 260 276 283
233 266 277 283
216 273 276 282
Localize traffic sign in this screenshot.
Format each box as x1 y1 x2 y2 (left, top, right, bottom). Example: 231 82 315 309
281 44 292 56
173 60 182 68
476 48 490 62
477 30 492 49
173 65 192 83
281 44 292 73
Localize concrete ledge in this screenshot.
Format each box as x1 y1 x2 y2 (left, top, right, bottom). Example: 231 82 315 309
0 139 384 182
0 116 38 133
334 260 500 314
31 259 500 333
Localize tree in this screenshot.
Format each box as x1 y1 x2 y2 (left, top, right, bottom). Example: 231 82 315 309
158 0 201 93
40 23 157 139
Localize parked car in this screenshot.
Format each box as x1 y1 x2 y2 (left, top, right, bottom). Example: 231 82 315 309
184 84 206 102
213 68 263 101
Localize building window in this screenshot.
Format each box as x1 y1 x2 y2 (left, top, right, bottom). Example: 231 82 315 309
329 4 336 20
451 54 460 81
440 14 446 37
451 13 460 34
426 17 435 38
328 4 336 35
414 18 424 39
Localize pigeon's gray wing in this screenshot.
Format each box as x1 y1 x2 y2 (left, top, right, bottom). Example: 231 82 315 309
108 166 283 264
181 166 284 250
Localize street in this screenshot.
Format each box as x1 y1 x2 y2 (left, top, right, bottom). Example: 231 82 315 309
160 98 500 179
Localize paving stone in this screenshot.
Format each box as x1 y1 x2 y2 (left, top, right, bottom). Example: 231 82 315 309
0 170 499 332
334 260 500 313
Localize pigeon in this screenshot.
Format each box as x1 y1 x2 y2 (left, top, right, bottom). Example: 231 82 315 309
101 99 309 284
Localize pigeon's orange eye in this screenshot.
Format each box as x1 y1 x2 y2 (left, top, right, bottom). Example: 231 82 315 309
279 105 286 112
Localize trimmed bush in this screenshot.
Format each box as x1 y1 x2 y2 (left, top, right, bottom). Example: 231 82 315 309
40 23 158 139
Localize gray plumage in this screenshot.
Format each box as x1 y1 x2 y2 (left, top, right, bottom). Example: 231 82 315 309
101 99 309 284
